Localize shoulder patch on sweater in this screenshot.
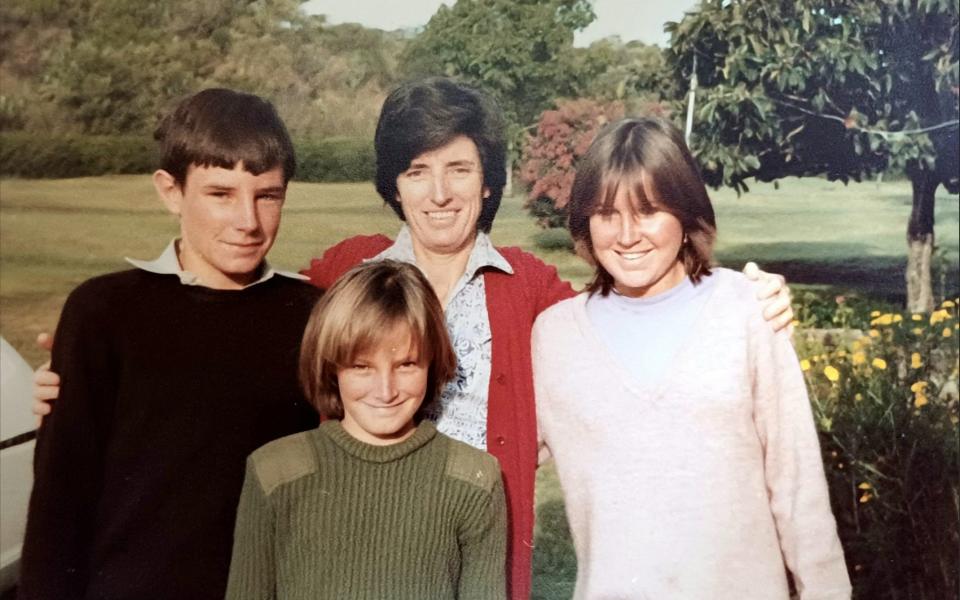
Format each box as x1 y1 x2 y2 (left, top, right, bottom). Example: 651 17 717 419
250 432 318 496
444 438 499 493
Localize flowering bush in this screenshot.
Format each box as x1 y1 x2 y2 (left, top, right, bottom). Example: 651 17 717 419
519 99 625 229
795 299 959 599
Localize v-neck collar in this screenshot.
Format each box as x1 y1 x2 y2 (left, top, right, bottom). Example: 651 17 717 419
569 271 726 400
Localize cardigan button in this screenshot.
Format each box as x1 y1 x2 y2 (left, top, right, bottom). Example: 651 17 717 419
496 373 506 385
495 436 506 446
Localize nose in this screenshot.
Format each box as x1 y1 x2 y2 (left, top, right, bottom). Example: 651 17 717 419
617 213 642 247
375 371 399 403
235 195 260 233
430 172 452 206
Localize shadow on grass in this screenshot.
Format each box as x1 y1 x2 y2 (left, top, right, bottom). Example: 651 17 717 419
532 499 577 600
717 242 959 304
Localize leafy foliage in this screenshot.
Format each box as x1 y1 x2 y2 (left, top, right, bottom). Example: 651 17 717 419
400 0 596 129
0 0 405 138
518 98 625 228
666 0 959 311
666 0 959 192
796 298 959 599
0 132 374 182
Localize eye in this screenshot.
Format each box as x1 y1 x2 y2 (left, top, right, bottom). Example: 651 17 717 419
258 193 284 203
350 363 370 371
404 168 425 179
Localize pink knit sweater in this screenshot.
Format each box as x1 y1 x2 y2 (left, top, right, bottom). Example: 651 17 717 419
532 268 851 600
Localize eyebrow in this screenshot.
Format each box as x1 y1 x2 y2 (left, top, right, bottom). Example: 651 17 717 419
406 158 478 170
256 186 286 195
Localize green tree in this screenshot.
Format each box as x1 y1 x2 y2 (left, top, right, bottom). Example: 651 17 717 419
400 0 596 129
667 0 959 312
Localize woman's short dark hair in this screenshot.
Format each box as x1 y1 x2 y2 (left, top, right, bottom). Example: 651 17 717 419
374 77 507 233
154 88 296 188
298 260 457 420
568 117 717 296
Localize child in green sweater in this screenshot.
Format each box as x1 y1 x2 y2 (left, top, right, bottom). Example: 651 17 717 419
226 260 507 600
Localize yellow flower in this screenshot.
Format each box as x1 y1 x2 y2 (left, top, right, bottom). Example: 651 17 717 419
930 309 950 325
911 353 923 368
852 351 866 365
912 327 923 336
912 313 923 321
859 492 873 503
800 359 811 371
872 358 887 370
871 313 894 326
857 482 872 490
870 310 881 317
868 329 880 338
790 319 800 328
823 365 840 382
852 340 863 350
854 393 863 402
945 327 953 338
943 300 956 308
911 381 929 408
892 314 903 323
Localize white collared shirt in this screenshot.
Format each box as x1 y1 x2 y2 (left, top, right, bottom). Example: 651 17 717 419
125 239 306 289
367 226 513 450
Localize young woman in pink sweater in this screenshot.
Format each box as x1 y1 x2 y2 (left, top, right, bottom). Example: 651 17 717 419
532 117 851 599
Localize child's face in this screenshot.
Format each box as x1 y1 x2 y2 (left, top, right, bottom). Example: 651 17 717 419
154 163 286 289
337 323 428 446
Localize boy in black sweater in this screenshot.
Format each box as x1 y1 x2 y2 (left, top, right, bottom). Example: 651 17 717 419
19 89 320 599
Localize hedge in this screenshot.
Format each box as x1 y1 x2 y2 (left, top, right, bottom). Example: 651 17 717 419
0 132 375 182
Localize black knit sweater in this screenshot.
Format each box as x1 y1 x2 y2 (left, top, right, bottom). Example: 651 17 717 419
20 269 320 600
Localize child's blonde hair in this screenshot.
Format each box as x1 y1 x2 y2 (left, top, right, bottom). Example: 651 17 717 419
298 260 457 419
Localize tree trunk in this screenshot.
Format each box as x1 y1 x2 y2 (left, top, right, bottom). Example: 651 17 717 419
505 140 513 197
906 169 938 313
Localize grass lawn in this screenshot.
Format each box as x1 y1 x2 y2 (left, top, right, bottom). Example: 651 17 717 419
1 174 958 598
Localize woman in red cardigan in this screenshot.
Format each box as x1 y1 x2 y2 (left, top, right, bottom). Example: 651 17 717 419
298 77 794 599
32 77 794 599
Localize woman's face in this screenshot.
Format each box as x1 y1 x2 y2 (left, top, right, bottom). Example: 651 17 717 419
589 185 687 298
337 323 428 446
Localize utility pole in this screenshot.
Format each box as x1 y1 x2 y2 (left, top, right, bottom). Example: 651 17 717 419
685 55 698 145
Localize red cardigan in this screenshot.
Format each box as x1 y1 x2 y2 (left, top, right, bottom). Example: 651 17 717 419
301 234 575 600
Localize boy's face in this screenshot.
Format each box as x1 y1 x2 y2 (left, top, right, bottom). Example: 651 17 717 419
336 323 427 446
154 163 286 289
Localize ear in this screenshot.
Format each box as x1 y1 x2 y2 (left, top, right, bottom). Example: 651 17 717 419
482 186 490 200
152 169 183 216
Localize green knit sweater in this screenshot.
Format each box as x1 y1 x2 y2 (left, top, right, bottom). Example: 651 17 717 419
225 420 507 600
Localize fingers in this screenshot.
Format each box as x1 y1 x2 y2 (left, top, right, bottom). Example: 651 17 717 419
754 273 786 302
32 361 60 418
762 287 795 334
742 261 760 281
36 332 54 352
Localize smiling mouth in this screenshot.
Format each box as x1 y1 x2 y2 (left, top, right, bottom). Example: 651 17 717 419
225 241 263 249
426 210 457 221
617 250 651 261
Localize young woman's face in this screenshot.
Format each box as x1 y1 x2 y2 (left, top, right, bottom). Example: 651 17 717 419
337 323 428 446
589 185 687 298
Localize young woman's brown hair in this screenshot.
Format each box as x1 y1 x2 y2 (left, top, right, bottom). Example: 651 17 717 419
567 117 717 296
